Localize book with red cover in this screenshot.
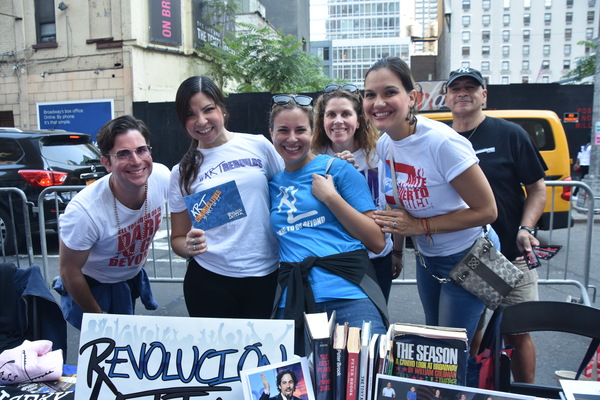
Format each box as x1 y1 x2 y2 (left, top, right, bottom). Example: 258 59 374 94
346 326 361 400
305 312 336 400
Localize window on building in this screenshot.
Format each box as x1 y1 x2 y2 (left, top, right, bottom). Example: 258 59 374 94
524 0 531 8
461 61 470 68
323 47 330 61
588 11 595 24
482 30 491 41
482 46 490 56
503 30 510 42
564 44 571 56
590 0 596 6
462 46 470 56
566 0 573 7
542 60 550 69
545 0 552 7
587 28 594 39
544 29 551 41
542 76 550 83
482 61 490 71
483 0 491 10
544 13 552 25
563 60 571 69
462 15 471 26
502 45 510 57
565 28 572 40
523 29 530 41
462 31 471 42
482 14 491 26
523 45 530 56
522 60 530 70
35 0 56 44
504 0 510 9
566 12 573 24
522 76 530 83
502 76 509 84
524 14 531 26
503 14 510 26
502 61 510 71
543 45 551 56
463 0 471 10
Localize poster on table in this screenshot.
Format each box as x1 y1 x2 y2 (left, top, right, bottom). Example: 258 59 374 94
375 374 536 400
76 313 294 400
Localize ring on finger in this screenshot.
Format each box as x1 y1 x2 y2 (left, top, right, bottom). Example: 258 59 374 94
193 244 196 251
392 221 397 228
192 238 196 245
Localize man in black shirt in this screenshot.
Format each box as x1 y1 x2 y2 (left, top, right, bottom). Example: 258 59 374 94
445 67 547 383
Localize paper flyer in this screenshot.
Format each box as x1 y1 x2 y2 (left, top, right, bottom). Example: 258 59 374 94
184 180 247 230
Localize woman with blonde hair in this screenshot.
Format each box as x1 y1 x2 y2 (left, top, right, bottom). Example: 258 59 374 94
312 84 399 301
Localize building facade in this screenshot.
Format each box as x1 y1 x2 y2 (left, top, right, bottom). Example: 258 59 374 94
309 0 415 87
0 0 302 132
441 0 599 84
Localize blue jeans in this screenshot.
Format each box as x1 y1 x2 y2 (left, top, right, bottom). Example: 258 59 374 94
416 248 486 349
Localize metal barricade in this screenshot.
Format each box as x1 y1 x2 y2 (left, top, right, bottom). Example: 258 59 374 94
17 180 599 306
0 187 35 266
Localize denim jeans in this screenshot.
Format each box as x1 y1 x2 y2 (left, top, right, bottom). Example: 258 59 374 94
416 248 486 349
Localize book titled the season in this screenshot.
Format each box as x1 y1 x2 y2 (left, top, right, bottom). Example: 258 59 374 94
390 323 468 386
183 180 247 230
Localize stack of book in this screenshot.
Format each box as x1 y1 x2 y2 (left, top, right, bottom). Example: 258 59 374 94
304 313 468 400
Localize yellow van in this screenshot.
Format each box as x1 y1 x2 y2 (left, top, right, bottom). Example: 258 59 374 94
423 110 571 230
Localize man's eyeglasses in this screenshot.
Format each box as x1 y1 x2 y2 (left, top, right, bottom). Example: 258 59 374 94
271 94 313 106
107 145 152 162
323 84 359 93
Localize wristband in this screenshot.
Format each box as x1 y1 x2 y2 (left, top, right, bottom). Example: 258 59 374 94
518 225 535 235
392 249 403 257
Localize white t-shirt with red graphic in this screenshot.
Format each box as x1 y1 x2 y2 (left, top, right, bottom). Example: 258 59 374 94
59 163 170 283
377 115 481 257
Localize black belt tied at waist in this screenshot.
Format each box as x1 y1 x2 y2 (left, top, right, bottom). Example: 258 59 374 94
274 249 389 332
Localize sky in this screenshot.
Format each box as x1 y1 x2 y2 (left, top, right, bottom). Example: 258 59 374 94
309 0 327 41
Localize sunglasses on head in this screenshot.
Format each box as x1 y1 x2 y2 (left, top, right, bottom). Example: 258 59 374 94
323 84 359 93
271 94 313 106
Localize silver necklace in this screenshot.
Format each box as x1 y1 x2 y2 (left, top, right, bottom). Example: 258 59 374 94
109 178 148 254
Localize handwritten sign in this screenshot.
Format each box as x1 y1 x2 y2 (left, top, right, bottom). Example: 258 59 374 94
76 314 294 399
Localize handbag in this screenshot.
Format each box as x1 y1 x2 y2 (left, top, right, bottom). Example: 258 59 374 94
449 234 524 310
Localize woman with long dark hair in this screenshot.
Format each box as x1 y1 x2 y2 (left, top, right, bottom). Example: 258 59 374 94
169 76 283 319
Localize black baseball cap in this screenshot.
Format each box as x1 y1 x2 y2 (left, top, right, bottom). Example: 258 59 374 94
447 67 485 87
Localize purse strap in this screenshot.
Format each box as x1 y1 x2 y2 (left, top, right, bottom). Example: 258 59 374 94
387 145 452 284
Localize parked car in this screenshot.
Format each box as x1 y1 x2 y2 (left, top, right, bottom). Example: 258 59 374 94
0 128 106 254
422 110 572 230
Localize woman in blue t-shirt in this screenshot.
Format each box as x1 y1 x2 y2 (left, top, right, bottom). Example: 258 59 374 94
268 94 389 355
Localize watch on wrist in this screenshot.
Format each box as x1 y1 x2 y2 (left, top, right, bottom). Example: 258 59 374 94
518 225 535 235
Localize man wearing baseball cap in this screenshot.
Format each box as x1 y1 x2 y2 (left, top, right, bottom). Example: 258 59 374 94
445 67 547 384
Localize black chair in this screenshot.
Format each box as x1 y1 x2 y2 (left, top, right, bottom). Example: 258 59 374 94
493 301 600 399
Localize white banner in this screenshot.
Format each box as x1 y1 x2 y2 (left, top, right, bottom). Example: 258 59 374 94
75 314 294 399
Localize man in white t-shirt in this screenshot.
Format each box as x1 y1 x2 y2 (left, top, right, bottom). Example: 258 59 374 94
382 382 396 398
54 115 170 329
